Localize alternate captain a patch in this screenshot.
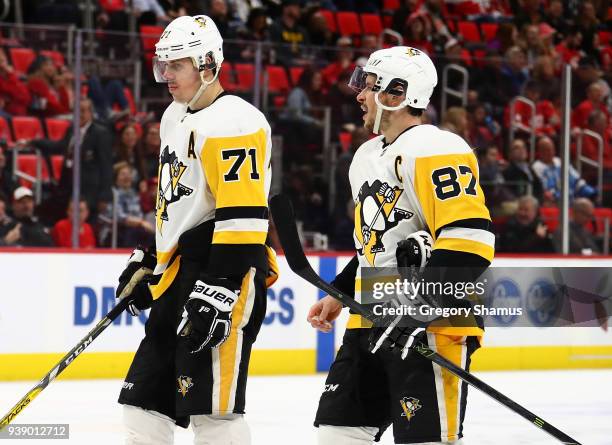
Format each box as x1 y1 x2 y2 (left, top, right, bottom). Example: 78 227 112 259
354 180 413 266
156 146 193 233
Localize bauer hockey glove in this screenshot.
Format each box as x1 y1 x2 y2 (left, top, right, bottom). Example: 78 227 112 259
116 246 156 316
177 275 240 352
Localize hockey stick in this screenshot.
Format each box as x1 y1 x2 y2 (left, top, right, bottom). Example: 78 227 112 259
0 267 151 428
270 194 582 445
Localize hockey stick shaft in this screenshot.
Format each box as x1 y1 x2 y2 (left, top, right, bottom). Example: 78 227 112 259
270 194 582 445
0 267 150 428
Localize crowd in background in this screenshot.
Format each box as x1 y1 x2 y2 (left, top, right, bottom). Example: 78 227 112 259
0 0 611 255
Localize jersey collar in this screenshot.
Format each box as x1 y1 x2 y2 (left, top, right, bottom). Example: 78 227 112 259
382 124 419 149
186 91 230 114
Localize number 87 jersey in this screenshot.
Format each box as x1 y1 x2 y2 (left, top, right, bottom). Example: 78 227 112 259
151 94 272 298
350 124 494 269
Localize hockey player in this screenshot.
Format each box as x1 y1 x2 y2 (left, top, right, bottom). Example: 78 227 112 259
114 15 276 445
307 47 494 444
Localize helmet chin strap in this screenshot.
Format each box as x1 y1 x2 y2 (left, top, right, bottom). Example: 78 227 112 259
186 69 219 109
373 92 410 135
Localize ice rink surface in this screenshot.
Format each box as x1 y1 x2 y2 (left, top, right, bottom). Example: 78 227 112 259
1 370 610 444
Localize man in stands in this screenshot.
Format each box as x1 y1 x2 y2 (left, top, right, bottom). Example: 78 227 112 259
498 195 554 253
0 186 53 247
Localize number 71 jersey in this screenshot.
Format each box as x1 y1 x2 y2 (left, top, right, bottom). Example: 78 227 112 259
350 124 494 268
152 94 272 297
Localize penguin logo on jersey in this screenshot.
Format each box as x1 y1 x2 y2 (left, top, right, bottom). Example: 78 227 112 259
177 375 194 397
354 180 413 266
400 397 422 421
156 146 193 233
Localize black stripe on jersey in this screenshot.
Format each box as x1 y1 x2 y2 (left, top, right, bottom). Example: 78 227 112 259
435 218 493 238
207 244 268 284
215 206 269 222
331 255 358 299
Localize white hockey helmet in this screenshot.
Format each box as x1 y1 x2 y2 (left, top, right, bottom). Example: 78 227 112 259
153 15 224 107
349 46 437 133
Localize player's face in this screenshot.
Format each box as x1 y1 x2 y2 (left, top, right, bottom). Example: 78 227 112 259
162 58 201 103
356 74 378 131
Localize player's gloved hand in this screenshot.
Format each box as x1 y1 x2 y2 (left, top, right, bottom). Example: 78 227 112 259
177 275 240 352
396 230 433 272
116 246 156 316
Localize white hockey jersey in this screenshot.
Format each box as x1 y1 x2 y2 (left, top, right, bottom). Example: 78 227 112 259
348 124 494 332
149 94 272 299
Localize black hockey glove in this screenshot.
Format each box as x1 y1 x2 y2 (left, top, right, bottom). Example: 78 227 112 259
177 275 240 352
368 231 435 359
116 246 156 316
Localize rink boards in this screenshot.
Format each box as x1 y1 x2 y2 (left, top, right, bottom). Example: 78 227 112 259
0 250 611 380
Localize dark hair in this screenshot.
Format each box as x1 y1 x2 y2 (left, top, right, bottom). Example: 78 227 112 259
407 106 424 117
27 55 52 76
297 67 320 92
247 7 268 29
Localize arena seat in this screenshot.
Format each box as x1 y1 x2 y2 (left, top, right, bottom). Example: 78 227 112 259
480 23 499 42
360 13 383 35
336 12 361 36
12 117 44 142
45 118 71 141
318 10 337 33
266 65 290 94
234 63 255 92
289 66 304 86
40 50 65 67
9 47 36 77
458 21 481 43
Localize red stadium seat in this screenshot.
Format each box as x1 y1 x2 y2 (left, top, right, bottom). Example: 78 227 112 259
339 131 352 152
360 13 383 35
336 12 361 36
40 50 65 67
234 63 255 92
473 49 487 67
273 95 287 108
45 119 71 141
318 10 337 33
457 21 481 43
99 0 124 11
383 0 400 10
17 153 50 186
140 25 163 52
266 65 290 94
51 155 63 181
593 208 612 235
460 49 473 66
9 47 36 76
219 62 239 91
480 23 498 42
12 117 44 142
598 31 611 47
540 207 560 232
289 66 304 86
0 117 13 144
123 87 136 114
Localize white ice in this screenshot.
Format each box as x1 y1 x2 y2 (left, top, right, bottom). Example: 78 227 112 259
0 370 610 444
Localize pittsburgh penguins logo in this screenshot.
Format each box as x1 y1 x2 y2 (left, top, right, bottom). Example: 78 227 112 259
177 375 194 397
400 397 422 421
156 146 193 233
194 16 207 28
354 180 413 266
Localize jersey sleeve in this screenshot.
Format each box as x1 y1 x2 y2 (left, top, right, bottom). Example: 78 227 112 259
200 125 272 281
410 150 495 263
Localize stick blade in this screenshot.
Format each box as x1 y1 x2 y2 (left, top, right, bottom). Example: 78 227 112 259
270 194 310 273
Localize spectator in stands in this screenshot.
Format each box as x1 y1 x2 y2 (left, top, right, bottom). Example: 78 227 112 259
553 197 601 254
26 55 71 117
230 0 264 24
139 176 158 229
306 9 334 49
572 82 610 129
544 0 571 43
513 0 545 29
334 126 369 218
86 75 130 121
0 194 20 247
403 13 434 55
114 123 146 184
1 186 53 247
468 103 501 151
235 7 270 61
504 80 560 138
478 145 512 210
207 0 236 38
441 107 469 140
0 48 31 117
571 56 605 106
532 136 596 205
497 195 554 253
0 144 16 199
582 110 612 183
30 98 113 219
499 46 529 101
503 138 543 200
101 162 154 247
531 55 561 103
519 24 548 68
133 0 170 26
470 50 507 115
575 1 599 58
327 69 363 135
142 122 161 179
488 23 518 55
51 199 96 248
321 37 355 89
269 0 310 66
286 164 329 234
555 27 584 68
392 0 420 37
